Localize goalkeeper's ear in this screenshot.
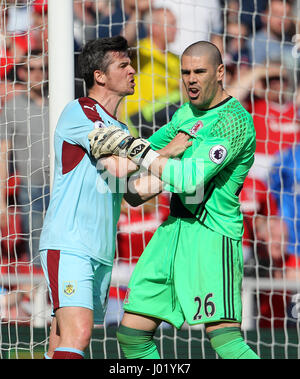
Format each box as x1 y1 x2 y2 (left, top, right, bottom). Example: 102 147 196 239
216 63 225 83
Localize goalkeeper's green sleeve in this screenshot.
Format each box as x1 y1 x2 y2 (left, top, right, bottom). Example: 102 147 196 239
161 156 205 194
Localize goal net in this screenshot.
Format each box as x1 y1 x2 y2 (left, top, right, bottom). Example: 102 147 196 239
0 0 299 359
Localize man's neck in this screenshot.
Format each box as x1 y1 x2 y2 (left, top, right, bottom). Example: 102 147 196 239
87 89 122 117
209 89 230 109
196 88 229 111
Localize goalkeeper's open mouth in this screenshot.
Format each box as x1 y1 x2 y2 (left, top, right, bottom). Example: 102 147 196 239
188 86 200 100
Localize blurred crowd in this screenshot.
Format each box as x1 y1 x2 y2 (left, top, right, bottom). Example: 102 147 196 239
0 0 300 328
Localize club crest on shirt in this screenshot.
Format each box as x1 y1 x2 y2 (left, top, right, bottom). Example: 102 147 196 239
63 281 77 296
209 145 227 164
189 120 204 136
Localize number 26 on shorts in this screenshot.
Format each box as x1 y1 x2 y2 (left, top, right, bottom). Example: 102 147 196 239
193 293 216 320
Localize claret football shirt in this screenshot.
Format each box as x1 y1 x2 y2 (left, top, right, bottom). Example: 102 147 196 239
39 97 128 266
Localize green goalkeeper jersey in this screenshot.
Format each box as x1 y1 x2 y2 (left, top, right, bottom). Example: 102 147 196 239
148 96 256 240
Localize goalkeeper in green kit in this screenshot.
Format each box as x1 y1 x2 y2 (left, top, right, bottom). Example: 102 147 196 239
88 41 259 359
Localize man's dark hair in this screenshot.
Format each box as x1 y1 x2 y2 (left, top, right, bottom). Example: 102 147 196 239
78 35 129 90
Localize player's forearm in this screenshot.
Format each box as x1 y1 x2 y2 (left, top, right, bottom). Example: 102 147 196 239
147 155 168 179
98 156 139 178
148 155 204 194
124 174 163 207
88 126 193 188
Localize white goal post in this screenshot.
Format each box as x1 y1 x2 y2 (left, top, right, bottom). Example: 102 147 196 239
48 0 74 190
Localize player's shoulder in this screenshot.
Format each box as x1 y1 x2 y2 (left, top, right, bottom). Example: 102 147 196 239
59 97 107 126
209 97 256 155
62 97 98 118
59 98 85 119
171 102 193 120
219 97 252 120
217 97 255 135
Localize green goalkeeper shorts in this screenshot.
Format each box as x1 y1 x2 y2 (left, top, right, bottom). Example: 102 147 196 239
123 216 244 329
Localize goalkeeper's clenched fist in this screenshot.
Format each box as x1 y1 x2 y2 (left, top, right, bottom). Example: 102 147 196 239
88 125 159 169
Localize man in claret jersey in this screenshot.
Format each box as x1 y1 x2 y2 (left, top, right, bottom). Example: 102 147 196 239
39 35 135 359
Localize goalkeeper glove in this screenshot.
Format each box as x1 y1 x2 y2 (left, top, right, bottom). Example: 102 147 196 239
88 125 159 168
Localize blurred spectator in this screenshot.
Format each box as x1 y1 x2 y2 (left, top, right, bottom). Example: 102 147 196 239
73 0 116 96
270 144 300 272
6 0 31 34
254 207 291 328
0 261 45 323
240 176 280 275
223 0 268 35
30 0 48 52
0 173 23 260
227 63 300 182
105 194 170 326
268 142 300 327
98 0 152 46
0 0 48 84
0 4 26 81
223 0 240 24
249 64 300 182
239 0 268 34
0 50 49 267
222 18 251 90
154 0 223 56
255 215 288 278
73 0 99 50
0 285 30 322
121 7 181 138
240 176 289 328
246 0 295 68
223 20 251 67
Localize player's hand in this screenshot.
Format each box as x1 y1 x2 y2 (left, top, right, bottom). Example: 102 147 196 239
88 125 134 159
157 132 193 158
88 125 153 166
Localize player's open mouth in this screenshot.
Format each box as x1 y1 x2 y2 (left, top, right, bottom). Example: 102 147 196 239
188 87 200 98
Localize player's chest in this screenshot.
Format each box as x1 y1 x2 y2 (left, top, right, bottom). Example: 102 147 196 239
176 114 217 156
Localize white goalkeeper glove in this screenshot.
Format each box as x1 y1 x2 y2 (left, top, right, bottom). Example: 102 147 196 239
88 125 159 169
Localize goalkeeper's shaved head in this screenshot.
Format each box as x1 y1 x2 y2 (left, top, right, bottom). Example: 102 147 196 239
180 40 226 109
182 41 223 69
